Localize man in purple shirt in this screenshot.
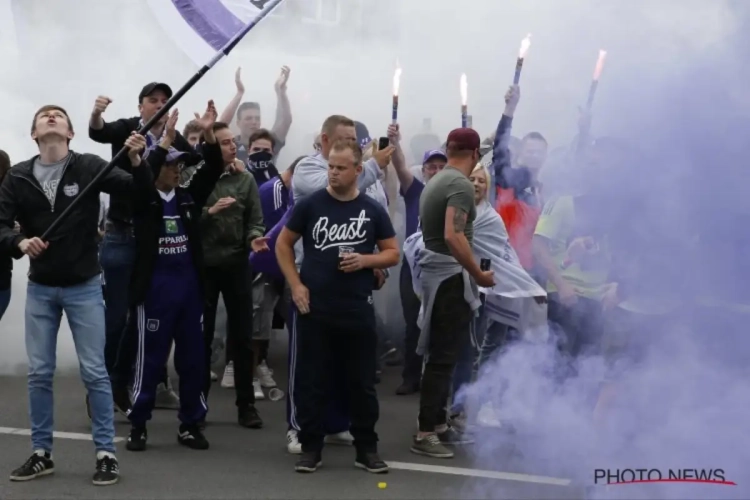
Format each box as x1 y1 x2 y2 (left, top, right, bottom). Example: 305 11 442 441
252 157 302 390
387 124 447 395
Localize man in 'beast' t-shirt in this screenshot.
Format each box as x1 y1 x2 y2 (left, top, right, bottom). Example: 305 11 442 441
276 139 399 474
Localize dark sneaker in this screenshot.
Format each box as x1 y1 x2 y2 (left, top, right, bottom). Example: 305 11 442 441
126 426 147 452
410 434 454 458
295 451 322 473
197 419 207 431
177 424 209 450
355 452 389 473
113 385 132 415
92 453 119 486
438 426 475 445
10 451 54 481
395 380 420 396
238 405 263 429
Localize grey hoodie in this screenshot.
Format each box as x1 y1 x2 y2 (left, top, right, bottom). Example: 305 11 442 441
290 152 382 265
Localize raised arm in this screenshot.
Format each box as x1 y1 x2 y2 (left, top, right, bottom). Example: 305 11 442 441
387 123 414 193
88 95 130 144
492 85 520 188
270 66 293 142
218 67 246 125
186 102 226 209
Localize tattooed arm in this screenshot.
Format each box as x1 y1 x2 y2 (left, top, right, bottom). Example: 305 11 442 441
444 201 483 280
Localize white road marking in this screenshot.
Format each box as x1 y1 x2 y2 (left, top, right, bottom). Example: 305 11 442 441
0 427 569 485
0 427 125 443
387 461 572 486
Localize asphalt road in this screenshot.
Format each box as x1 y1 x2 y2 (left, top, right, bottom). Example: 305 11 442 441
0 330 580 500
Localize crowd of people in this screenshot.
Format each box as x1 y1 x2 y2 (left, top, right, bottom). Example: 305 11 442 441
0 63 644 487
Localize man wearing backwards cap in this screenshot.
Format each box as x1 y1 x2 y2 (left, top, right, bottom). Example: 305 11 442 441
387 121 448 396
89 81 197 412
411 128 495 459
123 103 225 452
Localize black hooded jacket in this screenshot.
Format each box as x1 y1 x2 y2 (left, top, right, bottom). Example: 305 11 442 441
0 152 134 287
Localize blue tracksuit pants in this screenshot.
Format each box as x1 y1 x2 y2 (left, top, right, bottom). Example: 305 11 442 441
128 270 207 426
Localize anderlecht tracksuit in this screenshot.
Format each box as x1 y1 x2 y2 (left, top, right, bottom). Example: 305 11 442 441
128 191 206 425
125 143 224 426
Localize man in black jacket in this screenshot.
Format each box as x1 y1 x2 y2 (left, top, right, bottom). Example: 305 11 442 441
124 102 225 452
89 82 194 410
0 104 144 486
0 149 11 321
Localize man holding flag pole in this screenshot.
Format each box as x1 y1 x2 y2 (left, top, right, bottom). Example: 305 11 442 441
0 0 285 485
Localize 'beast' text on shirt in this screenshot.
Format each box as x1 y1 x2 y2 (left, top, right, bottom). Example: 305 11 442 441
311 210 371 251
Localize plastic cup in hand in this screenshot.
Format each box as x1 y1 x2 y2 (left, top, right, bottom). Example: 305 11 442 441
268 388 285 401
338 246 354 270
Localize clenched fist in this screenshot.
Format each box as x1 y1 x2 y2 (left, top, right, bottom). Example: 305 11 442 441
92 96 112 116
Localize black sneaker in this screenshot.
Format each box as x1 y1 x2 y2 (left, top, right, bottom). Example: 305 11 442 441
177 424 209 450
126 426 147 452
10 451 54 481
295 451 322 473
113 385 132 415
354 451 389 474
238 405 263 429
92 454 119 486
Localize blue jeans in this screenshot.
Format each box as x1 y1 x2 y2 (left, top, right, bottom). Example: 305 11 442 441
0 286 10 321
99 226 136 376
26 276 115 453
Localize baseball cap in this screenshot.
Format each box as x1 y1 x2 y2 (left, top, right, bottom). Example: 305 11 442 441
354 121 372 148
422 149 447 164
165 148 189 163
139 82 173 102
445 128 481 152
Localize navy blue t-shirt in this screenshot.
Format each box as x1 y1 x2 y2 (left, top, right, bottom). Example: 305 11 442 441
286 188 396 315
155 191 193 273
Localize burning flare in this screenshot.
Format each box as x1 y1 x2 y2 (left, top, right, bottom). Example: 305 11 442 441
393 66 402 96
460 73 468 106
593 50 607 81
519 33 532 59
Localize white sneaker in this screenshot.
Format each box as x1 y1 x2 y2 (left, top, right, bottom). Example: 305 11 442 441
324 430 354 446
210 371 218 382
253 378 265 400
286 430 302 454
257 361 277 388
221 362 235 389
477 402 503 428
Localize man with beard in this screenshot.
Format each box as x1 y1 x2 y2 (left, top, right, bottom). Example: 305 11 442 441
89 82 197 411
411 128 494 459
276 139 399 473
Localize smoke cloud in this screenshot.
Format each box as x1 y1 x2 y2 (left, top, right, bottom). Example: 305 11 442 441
0 4 748 498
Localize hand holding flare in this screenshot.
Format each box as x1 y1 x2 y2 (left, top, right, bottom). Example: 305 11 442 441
586 50 607 109
460 73 468 128
392 66 402 125
513 33 532 84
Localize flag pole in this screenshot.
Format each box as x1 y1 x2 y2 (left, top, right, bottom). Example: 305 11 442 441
41 0 285 241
